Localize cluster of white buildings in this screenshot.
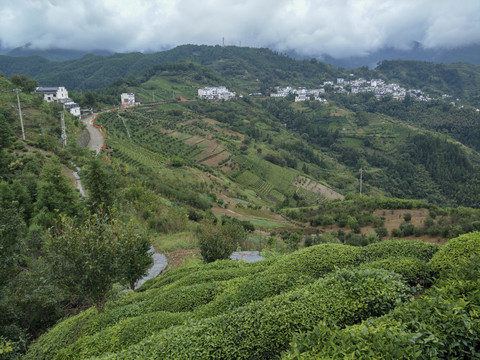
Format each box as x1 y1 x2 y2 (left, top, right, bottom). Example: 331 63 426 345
333 78 434 101
198 86 236 101
270 86 328 103
34 86 81 117
121 93 136 106
270 78 437 103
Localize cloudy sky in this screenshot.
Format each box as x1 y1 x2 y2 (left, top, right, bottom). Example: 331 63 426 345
0 0 479 58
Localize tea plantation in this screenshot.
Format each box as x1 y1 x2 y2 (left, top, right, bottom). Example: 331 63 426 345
25 234 480 359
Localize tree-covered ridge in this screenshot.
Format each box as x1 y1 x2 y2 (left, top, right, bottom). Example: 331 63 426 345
1 45 479 107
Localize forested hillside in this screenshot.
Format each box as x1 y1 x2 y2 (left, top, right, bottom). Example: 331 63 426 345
1 45 479 106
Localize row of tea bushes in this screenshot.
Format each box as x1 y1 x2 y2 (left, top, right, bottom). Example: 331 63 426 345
283 232 480 359
25 239 444 359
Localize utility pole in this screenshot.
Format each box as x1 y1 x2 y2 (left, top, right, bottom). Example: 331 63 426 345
12 88 25 140
359 168 363 195
60 111 67 148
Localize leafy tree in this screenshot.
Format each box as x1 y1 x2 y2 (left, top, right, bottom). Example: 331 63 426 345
197 221 245 263
44 213 152 311
33 159 82 227
0 114 14 148
9 74 37 93
117 222 152 290
0 205 26 287
83 92 97 107
82 157 115 211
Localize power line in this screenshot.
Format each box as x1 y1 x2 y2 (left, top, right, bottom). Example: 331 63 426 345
12 88 25 140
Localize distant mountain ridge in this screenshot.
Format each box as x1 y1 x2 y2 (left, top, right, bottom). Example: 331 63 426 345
2 42 480 66
288 43 480 68
5 46 113 61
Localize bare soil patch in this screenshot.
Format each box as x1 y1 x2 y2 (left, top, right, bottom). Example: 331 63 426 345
165 249 201 269
201 151 230 166
293 176 344 200
374 209 429 233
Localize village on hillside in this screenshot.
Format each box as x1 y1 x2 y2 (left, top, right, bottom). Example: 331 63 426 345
270 77 437 102
197 77 448 104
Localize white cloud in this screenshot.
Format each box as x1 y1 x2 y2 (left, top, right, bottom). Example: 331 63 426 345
0 0 478 57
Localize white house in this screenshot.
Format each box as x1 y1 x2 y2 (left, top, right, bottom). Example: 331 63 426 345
35 87 81 117
121 93 135 106
34 87 69 102
62 100 81 117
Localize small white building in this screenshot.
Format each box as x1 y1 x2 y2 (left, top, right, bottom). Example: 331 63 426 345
121 93 135 106
34 87 69 102
63 101 81 117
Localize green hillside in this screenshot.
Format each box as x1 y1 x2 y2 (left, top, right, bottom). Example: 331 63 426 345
2 48 480 358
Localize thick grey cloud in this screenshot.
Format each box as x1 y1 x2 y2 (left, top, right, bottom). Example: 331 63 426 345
0 0 478 57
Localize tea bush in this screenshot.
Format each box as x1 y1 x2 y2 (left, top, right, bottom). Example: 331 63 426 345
284 278 480 360
145 281 223 313
361 257 434 285
95 268 411 359
429 231 480 276
361 239 439 262
194 271 315 319
266 243 363 278
53 311 188 360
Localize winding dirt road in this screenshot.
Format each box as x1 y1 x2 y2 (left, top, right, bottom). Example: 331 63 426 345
82 114 104 154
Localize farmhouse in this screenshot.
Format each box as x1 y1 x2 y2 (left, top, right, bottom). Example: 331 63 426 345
60 99 81 117
121 93 136 106
34 86 69 102
34 86 81 117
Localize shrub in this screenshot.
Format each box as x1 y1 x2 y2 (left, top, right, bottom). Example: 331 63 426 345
267 243 362 278
197 221 246 263
362 257 433 285
403 213 412 222
52 311 188 360
375 226 388 239
400 223 415 236
391 228 402 237
343 233 369 247
194 272 315 319
361 240 439 263
347 216 360 233
429 231 480 277
145 282 223 313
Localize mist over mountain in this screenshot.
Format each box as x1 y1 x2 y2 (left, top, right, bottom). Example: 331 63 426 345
287 42 480 68
4 45 113 61
1 42 479 67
